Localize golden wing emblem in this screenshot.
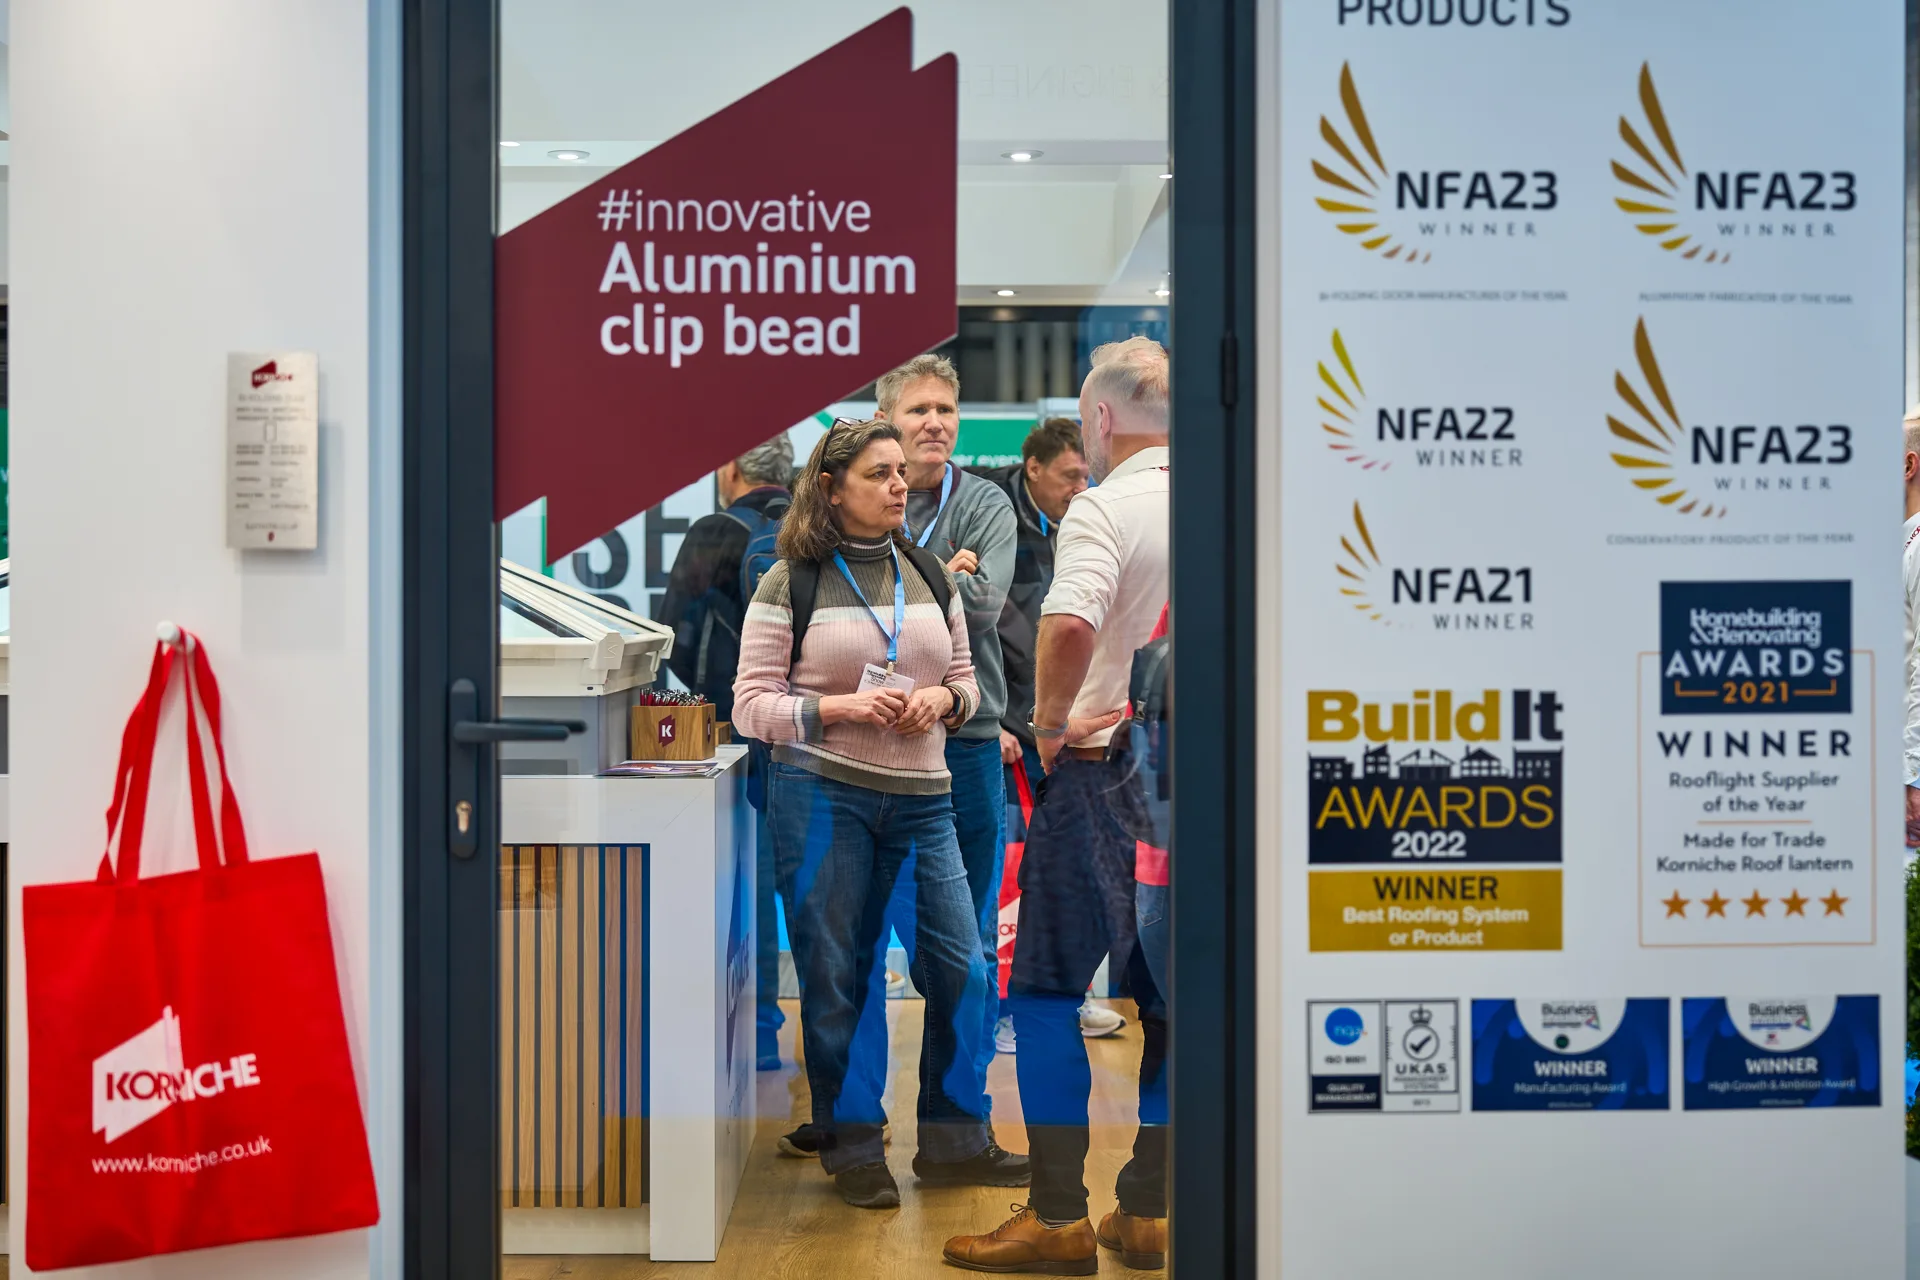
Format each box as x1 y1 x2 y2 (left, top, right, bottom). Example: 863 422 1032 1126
1319 330 1387 469
1613 64 1728 264
1315 63 1429 263
1336 501 1389 623
1608 317 1723 517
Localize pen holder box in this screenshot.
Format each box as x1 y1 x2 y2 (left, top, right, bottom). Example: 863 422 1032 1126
630 702 718 761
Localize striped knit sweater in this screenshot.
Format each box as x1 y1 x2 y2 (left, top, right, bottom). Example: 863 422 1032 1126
732 535 979 795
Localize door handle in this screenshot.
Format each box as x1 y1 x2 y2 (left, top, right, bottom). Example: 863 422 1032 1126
452 717 587 744
446 677 584 858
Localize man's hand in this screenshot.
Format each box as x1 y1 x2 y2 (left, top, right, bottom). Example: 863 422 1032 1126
1037 708 1127 773
1000 729 1022 764
893 685 958 736
947 548 980 576
1905 784 1920 847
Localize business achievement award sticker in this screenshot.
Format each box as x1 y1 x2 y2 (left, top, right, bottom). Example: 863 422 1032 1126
1638 582 1872 947
1471 998 1671 1112
1681 995 1881 1110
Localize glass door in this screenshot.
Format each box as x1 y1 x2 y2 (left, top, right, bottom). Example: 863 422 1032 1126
402 2 1258 1276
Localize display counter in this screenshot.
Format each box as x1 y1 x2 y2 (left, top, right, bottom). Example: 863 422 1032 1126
499 747 753 1260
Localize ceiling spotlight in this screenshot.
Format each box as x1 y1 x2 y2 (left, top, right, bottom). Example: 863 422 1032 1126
996 289 1017 297
548 149 590 161
1153 288 1171 298
1160 172 1173 180
1002 150 1042 162
500 140 521 148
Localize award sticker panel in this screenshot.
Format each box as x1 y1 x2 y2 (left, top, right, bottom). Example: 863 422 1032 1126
1308 1000 1460 1114
1471 998 1670 1112
1682 995 1880 1109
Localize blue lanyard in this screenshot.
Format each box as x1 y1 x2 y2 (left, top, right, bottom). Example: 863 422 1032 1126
912 464 955 548
831 548 907 667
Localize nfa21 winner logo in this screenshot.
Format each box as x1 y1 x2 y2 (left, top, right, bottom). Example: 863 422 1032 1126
1606 317 1852 518
1336 502 1536 632
1613 63 1857 264
1313 62 1557 262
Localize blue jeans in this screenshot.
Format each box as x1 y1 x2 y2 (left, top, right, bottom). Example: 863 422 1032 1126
766 761 993 1173
1010 755 1166 1221
847 735 1006 1135
755 805 785 1036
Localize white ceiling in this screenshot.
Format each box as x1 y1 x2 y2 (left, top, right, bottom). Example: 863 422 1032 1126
499 0 1170 305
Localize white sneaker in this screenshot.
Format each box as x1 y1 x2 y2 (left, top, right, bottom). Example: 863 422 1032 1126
886 969 906 998
1079 998 1126 1038
994 1015 1017 1054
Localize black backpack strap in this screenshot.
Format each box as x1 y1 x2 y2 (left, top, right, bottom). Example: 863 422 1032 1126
900 544 953 618
789 546 950 671
787 559 819 671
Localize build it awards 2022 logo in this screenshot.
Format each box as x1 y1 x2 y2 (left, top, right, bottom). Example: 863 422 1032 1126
1303 687 1566 954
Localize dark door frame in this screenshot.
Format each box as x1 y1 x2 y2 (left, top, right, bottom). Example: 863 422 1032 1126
400 2 1259 1275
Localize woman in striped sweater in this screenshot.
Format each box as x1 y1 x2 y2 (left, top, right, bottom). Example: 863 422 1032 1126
732 419 1028 1209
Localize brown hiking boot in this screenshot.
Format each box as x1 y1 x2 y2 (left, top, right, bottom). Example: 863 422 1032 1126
942 1204 1097 1275
1097 1208 1167 1269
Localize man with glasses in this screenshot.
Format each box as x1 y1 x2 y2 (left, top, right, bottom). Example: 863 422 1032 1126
945 337 1171 1274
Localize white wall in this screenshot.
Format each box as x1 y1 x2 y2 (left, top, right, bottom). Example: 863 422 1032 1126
8 1 399 1277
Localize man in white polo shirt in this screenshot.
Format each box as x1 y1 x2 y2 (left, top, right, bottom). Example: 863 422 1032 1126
944 337 1171 1274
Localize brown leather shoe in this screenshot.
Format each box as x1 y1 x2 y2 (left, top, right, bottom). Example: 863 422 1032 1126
942 1204 1097 1274
1097 1208 1168 1269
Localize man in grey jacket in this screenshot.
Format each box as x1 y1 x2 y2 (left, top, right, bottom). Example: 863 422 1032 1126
834 353 1020 1144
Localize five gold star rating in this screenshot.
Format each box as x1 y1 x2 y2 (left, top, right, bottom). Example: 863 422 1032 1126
1661 888 1845 919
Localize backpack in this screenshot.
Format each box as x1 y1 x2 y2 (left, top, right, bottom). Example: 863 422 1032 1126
689 494 790 699
785 544 953 670
1113 606 1171 849
736 493 791 601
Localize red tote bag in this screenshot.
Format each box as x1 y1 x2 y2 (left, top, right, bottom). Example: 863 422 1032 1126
996 764 1035 1000
23 633 379 1269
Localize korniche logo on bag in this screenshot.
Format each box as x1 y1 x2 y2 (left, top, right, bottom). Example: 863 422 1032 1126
1606 318 1851 518
92 1007 261 1143
1313 61 1556 262
1613 63 1856 264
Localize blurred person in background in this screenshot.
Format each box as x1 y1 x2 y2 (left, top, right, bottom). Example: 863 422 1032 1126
974 418 1123 1054
946 338 1171 1274
656 434 797 1069
732 418 1025 1209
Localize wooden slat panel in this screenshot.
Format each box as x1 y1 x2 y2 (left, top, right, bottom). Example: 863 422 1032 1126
501 844 647 1210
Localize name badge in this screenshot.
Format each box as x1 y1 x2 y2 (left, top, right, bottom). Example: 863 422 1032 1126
858 663 916 695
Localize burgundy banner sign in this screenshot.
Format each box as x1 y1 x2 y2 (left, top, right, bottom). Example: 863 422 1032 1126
496 9 959 555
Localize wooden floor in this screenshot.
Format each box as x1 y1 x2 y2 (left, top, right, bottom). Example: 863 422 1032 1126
503 998 1162 1279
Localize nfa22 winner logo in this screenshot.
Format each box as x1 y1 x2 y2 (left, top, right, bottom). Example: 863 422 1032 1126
1313 61 1557 262
1606 318 1852 518
1317 328 1522 472
1613 63 1857 264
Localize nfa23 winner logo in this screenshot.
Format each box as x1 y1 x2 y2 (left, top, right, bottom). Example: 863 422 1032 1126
1314 62 1557 262
1606 318 1852 519
1613 63 1857 264
1336 502 1536 633
1317 328 1521 471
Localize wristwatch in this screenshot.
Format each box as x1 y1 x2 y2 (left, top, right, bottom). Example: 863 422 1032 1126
1029 720 1068 740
